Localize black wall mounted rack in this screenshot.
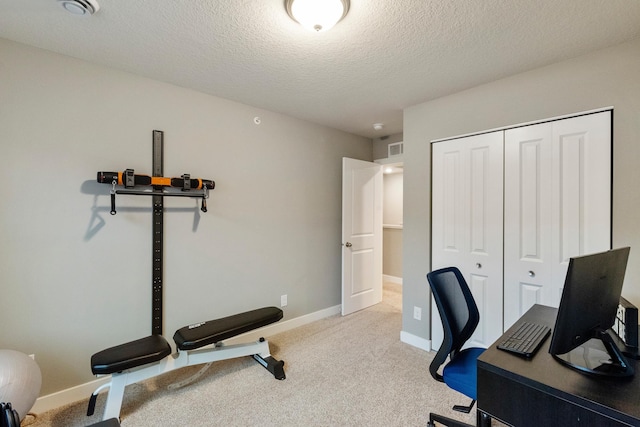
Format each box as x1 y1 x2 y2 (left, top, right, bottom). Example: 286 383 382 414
96 130 215 335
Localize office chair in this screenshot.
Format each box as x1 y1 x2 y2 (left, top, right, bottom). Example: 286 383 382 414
426 267 491 427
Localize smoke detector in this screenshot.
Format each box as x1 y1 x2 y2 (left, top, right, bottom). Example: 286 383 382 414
58 0 100 16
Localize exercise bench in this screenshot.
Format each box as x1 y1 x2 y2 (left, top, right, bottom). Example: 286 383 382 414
87 306 285 421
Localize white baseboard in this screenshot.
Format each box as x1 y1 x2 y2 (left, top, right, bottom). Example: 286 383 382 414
383 275 402 285
31 304 342 415
31 376 110 415
400 331 431 351
225 304 341 345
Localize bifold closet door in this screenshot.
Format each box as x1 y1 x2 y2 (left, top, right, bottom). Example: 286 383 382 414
431 131 504 349
503 123 553 330
503 111 612 330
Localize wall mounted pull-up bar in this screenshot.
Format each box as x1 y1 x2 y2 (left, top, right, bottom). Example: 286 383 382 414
95 130 216 335
97 169 215 215
97 170 215 190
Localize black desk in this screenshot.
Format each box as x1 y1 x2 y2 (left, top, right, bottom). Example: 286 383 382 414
477 305 640 426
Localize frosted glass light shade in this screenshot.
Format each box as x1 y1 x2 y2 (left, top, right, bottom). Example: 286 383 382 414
58 0 100 15
286 0 350 32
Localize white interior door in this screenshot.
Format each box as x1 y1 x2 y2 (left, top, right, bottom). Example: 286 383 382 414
342 158 383 315
431 132 504 349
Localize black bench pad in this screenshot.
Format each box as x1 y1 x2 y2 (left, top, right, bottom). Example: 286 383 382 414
173 306 283 351
91 335 172 375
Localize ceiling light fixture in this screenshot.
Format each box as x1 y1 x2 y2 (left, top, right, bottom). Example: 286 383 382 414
58 0 100 16
285 0 350 32
373 123 384 131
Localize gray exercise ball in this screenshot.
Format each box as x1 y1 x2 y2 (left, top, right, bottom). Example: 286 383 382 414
0 349 42 421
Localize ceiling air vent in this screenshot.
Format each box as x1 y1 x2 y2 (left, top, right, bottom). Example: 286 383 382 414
388 142 403 157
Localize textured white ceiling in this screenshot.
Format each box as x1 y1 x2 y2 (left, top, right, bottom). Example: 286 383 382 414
1 0 640 138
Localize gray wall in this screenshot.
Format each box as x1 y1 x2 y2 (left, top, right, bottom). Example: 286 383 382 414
402 37 640 342
383 228 403 278
383 172 403 226
373 132 403 160
0 39 372 395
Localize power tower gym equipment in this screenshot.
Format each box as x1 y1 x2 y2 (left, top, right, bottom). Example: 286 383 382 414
88 131 285 422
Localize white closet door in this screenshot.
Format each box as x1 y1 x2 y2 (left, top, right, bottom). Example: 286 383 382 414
504 124 554 329
504 111 611 329
550 111 612 304
431 131 504 349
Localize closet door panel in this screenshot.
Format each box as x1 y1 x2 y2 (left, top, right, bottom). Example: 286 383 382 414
551 111 612 305
470 146 491 254
558 137 582 261
504 123 553 329
431 131 503 349
440 150 465 254
431 140 469 349
468 141 504 348
504 111 612 329
520 142 543 257
520 283 544 313
469 273 489 345
432 139 469 270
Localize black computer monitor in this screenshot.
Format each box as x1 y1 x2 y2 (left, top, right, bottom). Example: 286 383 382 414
548 247 633 378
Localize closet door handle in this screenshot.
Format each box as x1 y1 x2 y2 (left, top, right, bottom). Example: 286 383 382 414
345 242 352 248
476 263 482 269
528 270 535 277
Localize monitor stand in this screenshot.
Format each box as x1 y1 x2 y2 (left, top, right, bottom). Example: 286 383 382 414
611 329 640 360
552 330 634 378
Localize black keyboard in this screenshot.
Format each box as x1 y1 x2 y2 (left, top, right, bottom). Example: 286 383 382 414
498 321 551 358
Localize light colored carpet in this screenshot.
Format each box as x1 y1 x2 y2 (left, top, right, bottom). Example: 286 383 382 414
24 283 481 426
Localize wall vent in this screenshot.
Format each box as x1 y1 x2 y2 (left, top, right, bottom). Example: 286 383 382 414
388 142 403 157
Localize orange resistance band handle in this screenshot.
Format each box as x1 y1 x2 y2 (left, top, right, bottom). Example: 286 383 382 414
97 171 215 190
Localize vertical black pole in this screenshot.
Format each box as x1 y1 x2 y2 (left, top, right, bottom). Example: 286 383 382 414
152 130 164 335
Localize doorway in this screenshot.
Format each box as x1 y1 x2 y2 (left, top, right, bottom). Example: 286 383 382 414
382 162 403 309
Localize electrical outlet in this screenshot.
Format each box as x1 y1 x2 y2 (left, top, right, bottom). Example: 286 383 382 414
413 306 422 321
281 294 288 307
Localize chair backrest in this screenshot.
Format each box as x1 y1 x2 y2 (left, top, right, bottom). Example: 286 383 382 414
426 266 480 382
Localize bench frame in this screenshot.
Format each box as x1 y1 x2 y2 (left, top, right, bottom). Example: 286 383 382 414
88 337 283 421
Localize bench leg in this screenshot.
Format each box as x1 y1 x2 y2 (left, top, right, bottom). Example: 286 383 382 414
86 374 126 422
87 382 109 416
89 358 178 422
251 338 285 380
184 338 286 380
253 354 285 380
102 373 127 421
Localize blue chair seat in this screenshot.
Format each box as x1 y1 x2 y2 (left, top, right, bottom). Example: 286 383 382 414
443 347 485 399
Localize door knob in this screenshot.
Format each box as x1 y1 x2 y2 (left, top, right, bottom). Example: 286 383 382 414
528 270 535 277
476 263 482 269
345 242 352 248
